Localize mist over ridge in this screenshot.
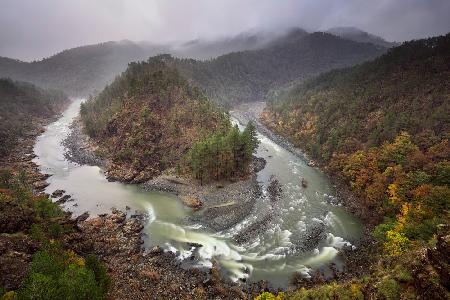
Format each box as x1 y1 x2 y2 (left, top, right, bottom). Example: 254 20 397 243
1 0 449 61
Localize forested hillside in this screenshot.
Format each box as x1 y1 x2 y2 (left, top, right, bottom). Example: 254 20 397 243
172 31 386 107
0 41 166 97
80 56 232 183
1 30 386 106
262 33 449 261
0 78 69 157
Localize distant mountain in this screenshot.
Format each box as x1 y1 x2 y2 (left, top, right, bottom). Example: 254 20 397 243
0 41 168 97
0 78 69 157
0 34 280 97
327 26 398 48
172 31 278 60
0 28 386 101
171 31 387 107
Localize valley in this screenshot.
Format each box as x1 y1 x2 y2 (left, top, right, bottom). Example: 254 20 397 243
0 12 448 298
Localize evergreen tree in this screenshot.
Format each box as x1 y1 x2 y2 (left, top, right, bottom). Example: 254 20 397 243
184 122 260 183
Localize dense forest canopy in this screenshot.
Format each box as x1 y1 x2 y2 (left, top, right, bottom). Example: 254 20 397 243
262 33 450 257
0 78 68 157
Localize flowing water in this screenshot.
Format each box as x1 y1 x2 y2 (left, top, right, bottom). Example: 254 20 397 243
34 99 362 288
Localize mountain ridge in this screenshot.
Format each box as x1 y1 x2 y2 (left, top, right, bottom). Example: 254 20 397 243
0 27 387 100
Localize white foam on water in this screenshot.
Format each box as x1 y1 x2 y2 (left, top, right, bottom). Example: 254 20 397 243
216 214 258 238
301 247 338 267
185 223 203 230
219 258 251 282
259 135 283 153
142 202 156 224
326 233 352 249
178 247 194 260
312 217 324 224
242 236 261 251
286 263 312 278
241 252 285 262
155 221 243 262
165 243 178 254
297 220 306 232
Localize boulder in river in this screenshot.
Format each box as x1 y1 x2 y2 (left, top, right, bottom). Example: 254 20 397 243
182 196 203 210
56 194 72 204
51 189 65 198
33 180 49 191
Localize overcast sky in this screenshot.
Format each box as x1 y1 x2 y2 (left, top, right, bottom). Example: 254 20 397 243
1 0 449 61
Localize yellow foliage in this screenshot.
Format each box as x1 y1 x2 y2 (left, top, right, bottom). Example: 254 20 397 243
396 203 411 230
254 291 285 300
1 291 15 300
384 230 410 256
65 250 85 267
351 283 364 300
387 183 401 205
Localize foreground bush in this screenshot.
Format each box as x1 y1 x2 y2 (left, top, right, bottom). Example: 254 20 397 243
17 248 109 300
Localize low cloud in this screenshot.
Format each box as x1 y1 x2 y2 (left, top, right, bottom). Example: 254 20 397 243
1 0 449 61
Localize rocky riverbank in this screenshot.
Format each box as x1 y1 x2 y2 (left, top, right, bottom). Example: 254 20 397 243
62 118 105 167
147 172 263 231
74 209 263 299
0 115 61 193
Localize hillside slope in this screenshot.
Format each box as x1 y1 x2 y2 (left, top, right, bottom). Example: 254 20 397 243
0 41 167 97
327 26 398 48
263 33 449 159
80 56 230 183
262 31 450 300
172 31 386 107
0 78 69 157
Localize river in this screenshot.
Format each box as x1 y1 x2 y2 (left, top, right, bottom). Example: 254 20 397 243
33 99 362 288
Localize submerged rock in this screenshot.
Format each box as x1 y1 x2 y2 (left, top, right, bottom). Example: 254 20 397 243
51 189 65 198
56 194 72 204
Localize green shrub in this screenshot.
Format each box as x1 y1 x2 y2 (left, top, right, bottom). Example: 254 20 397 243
0 169 12 188
255 291 285 300
289 282 364 300
85 255 111 295
34 196 64 220
18 249 110 300
377 278 401 300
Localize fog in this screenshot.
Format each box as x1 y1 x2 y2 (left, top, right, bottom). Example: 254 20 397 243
1 0 449 61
